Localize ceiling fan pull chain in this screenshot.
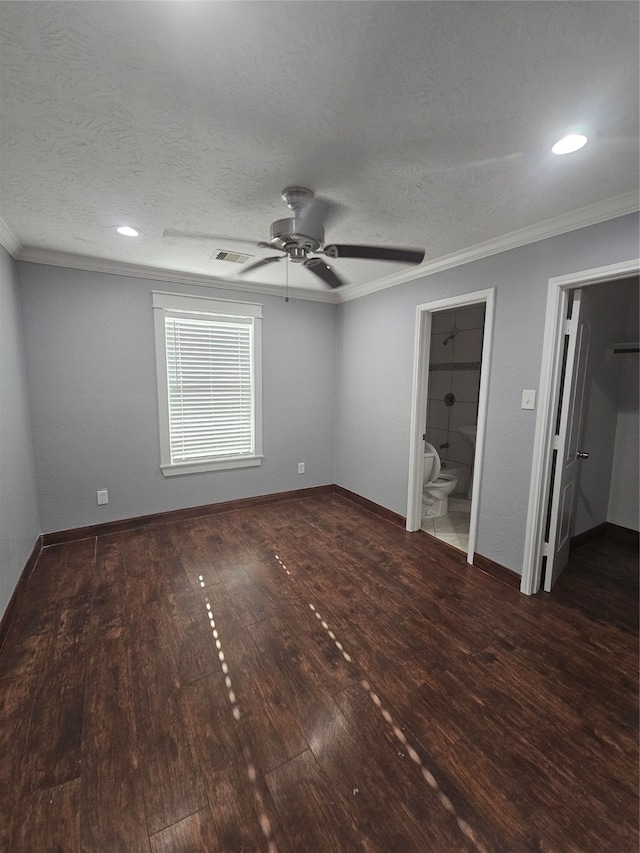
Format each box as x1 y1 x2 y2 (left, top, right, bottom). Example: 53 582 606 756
285 255 289 303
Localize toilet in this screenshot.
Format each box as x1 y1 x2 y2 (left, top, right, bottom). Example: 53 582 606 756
423 442 458 518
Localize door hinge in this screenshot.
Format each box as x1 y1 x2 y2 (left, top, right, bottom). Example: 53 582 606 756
553 434 560 450
542 541 549 557
565 316 577 335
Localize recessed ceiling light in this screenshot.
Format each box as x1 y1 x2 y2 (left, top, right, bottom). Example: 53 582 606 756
116 225 140 237
551 134 588 155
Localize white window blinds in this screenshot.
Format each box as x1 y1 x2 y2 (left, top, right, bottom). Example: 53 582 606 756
153 292 263 476
165 312 254 463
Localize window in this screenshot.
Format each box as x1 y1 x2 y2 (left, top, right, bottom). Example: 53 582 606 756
153 292 263 476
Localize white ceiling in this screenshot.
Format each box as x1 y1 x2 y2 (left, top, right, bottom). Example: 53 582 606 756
1 1 638 299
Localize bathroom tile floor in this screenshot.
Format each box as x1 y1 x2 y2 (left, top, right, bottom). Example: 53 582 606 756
421 495 471 553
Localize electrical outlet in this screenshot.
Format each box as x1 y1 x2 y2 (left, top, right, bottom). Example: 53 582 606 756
297 462 305 474
521 390 536 410
96 489 109 505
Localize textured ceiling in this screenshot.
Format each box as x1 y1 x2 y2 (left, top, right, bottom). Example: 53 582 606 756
0 1 638 296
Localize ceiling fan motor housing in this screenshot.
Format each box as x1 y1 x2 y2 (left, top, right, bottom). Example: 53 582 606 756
269 217 323 260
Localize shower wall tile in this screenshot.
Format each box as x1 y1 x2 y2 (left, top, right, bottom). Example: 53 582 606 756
452 370 480 403
449 401 479 431
427 305 484 470
431 312 453 334
426 427 449 457
428 369 452 400
455 304 486 330
453 328 484 362
429 333 450 363
428 399 450 431
447 433 474 466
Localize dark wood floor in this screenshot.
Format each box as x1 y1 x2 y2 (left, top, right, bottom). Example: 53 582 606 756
1 494 637 852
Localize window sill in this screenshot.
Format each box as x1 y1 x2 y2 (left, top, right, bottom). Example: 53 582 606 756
161 455 264 477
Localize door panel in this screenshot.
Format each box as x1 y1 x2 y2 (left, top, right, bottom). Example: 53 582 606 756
558 480 574 550
545 291 591 591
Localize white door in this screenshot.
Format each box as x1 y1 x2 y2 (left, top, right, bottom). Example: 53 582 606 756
544 290 591 591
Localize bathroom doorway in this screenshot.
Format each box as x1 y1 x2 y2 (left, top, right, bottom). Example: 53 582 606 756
406 289 495 565
422 304 486 550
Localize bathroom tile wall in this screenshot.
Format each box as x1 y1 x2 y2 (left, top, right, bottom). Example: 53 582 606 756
426 304 485 466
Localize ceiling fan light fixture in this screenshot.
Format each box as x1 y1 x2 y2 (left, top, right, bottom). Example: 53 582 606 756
115 225 140 237
551 134 588 155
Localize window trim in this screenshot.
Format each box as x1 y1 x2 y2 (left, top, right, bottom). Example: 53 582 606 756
153 291 263 477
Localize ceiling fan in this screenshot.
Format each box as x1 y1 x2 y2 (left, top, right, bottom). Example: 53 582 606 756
163 187 425 289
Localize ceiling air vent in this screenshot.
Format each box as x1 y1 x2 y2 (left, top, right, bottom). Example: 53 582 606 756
212 250 253 264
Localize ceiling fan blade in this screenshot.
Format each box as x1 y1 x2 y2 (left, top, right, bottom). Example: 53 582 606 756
236 255 283 276
163 228 260 247
323 244 425 264
304 257 345 289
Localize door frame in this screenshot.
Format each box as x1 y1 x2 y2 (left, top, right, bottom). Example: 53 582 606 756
406 288 495 566
521 258 640 595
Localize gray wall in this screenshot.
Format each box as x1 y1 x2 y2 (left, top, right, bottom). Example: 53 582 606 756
0 247 40 618
573 279 639 536
9 211 639 569
18 264 336 533
335 213 639 574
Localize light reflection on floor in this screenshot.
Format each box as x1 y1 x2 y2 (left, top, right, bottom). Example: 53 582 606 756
202 581 278 852
307 600 487 853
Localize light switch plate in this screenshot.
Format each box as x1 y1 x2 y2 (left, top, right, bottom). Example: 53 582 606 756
521 390 536 410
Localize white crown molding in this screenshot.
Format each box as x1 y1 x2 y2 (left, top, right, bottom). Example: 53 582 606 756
16 247 340 304
337 192 640 303
12 192 638 306
0 216 22 256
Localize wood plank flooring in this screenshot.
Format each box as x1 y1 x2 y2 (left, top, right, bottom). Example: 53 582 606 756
1 494 637 852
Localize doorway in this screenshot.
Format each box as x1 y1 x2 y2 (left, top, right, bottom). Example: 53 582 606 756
407 289 495 565
421 303 486 551
522 258 640 595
